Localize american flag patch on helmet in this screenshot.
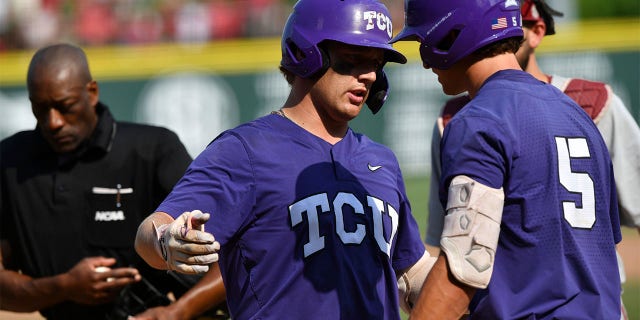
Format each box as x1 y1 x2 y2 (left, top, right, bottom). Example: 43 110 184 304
492 17 507 29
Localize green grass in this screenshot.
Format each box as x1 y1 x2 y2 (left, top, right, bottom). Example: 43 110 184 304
402 175 640 319
623 281 640 319
404 175 430 238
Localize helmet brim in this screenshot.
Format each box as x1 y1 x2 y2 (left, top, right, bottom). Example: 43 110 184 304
340 38 407 64
385 49 407 64
390 26 424 44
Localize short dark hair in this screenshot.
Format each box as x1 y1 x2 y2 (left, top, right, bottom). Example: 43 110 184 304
27 43 92 89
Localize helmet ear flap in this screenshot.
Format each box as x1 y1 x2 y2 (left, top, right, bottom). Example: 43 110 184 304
283 37 326 78
366 69 389 114
291 40 331 80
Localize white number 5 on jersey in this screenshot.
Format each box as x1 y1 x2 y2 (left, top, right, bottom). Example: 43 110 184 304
555 137 596 228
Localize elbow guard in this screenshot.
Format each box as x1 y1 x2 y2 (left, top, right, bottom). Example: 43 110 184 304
440 175 504 289
397 250 437 313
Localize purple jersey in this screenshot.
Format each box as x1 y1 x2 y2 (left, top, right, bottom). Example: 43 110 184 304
158 114 425 319
440 70 622 319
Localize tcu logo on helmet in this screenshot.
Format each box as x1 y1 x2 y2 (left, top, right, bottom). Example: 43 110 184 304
363 11 393 38
505 0 518 8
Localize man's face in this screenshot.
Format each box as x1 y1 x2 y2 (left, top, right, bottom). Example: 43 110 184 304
310 42 384 123
29 67 98 154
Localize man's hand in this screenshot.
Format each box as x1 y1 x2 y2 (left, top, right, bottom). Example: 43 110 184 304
155 210 219 274
64 257 140 305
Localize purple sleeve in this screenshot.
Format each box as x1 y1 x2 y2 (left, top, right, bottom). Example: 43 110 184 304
156 132 256 244
440 115 508 195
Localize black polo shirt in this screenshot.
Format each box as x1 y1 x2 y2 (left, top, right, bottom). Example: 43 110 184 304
1 102 193 319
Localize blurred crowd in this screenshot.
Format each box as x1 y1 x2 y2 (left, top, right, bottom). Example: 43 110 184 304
0 0 307 51
0 0 406 51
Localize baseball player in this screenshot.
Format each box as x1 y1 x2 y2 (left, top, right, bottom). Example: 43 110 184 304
135 0 432 318
423 1 640 318
392 0 621 318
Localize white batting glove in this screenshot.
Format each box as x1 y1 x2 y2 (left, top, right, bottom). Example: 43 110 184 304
153 210 219 274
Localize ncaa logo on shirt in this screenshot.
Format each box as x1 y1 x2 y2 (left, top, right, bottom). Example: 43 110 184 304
363 11 393 38
95 210 126 221
92 185 131 221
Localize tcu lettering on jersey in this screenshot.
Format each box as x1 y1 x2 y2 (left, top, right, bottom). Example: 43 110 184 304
363 11 393 38
289 192 398 258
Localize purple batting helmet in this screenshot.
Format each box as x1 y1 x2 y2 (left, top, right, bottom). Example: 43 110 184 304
391 0 523 70
280 0 407 114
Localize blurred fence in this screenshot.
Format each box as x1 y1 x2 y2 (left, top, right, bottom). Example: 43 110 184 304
1 18 638 176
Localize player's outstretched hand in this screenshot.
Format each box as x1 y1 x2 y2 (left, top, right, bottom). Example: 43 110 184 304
64 257 140 305
156 210 219 274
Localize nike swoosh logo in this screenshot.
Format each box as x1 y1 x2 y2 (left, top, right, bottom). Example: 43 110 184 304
367 163 382 172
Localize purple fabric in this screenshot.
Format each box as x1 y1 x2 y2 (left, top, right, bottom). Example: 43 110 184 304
441 70 621 319
157 114 425 319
